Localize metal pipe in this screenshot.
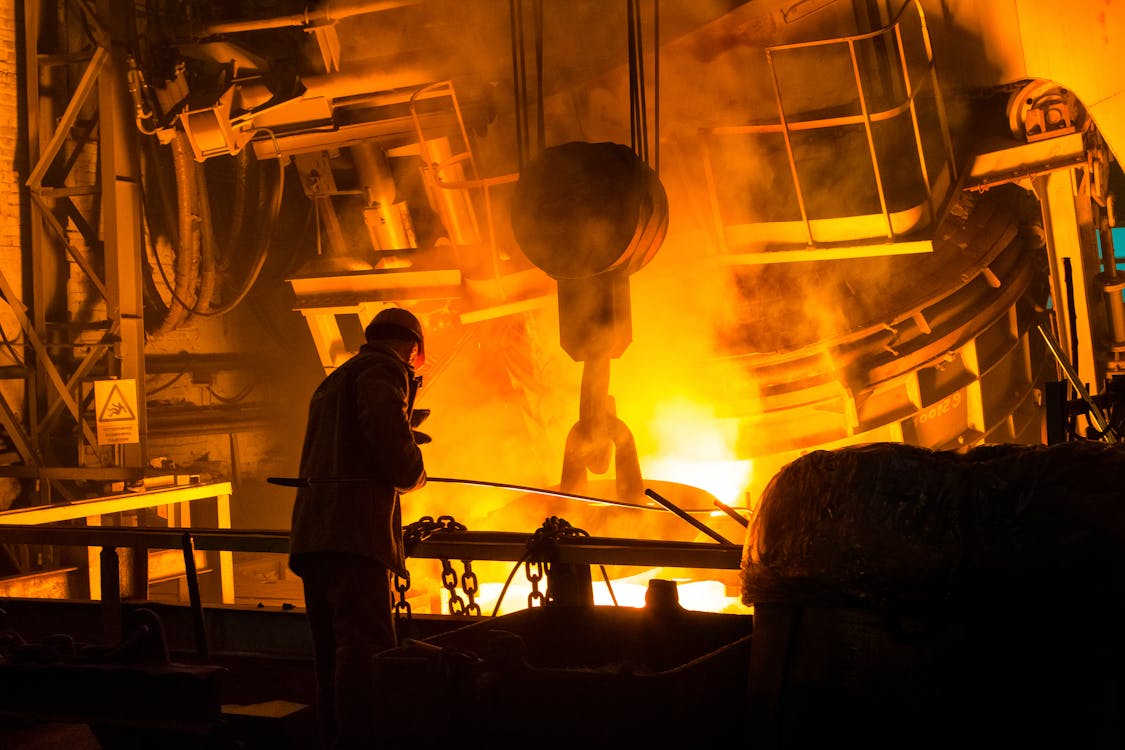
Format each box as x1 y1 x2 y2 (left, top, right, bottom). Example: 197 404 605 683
1036 322 1117 442
200 0 422 35
234 50 454 112
644 488 737 546
181 532 210 662
267 474 669 510
713 499 749 528
351 141 413 250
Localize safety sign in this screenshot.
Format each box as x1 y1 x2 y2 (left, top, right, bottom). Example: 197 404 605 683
94 379 139 445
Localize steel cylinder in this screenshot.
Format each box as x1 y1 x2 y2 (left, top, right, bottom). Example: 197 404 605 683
510 141 668 280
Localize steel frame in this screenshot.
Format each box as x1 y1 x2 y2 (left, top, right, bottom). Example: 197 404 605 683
3 0 149 503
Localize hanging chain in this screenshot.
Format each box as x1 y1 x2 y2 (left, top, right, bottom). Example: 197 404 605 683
402 514 481 616
525 559 546 608
440 558 466 614
461 560 481 616
524 516 590 607
392 569 412 624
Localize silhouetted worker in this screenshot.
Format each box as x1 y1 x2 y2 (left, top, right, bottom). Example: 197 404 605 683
288 306 428 750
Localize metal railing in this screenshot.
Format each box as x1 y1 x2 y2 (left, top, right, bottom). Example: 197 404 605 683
701 0 956 260
0 520 741 658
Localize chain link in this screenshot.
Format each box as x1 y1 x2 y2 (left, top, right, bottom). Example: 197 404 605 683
403 514 480 617
403 514 467 553
440 558 467 614
524 516 589 607
392 569 412 623
461 560 481 616
525 559 546 607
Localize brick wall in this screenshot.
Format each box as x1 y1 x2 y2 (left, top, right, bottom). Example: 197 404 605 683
0 0 19 294
0 0 19 506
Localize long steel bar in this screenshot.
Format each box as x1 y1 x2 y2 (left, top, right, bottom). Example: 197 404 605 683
269 475 686 510
0 265 98 446
181 532 210 662
847 37 893 239
200 0 422 34
28 192 108 298
644 488 736 546
0 481 234 524
1036 322 1117 441
26 47 108 189
0 525 742 569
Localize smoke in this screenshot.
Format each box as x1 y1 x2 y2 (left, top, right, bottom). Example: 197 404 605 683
373 0 974 532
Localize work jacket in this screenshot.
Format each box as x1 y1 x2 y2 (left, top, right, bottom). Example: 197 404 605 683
288 341 426 577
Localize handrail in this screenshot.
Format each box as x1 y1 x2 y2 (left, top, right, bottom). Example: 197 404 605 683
704 0 955 256
0 524 742 569
0 523 741 651
766 0 928 51
0 481 233 525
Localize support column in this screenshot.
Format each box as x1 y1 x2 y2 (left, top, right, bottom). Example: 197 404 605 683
1034 169 1109 395
97 0 148 468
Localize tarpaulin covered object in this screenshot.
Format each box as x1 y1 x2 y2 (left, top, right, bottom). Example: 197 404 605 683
740 441 1125 748
741 440 1125 611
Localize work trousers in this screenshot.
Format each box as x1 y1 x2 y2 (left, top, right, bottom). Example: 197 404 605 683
296 551 397 750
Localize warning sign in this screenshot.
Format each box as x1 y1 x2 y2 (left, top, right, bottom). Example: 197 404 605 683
94 379 139 445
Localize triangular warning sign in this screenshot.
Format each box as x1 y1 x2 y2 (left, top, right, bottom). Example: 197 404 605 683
98 382 136 422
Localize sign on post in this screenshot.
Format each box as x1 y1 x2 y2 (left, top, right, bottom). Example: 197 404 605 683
94 379 139 445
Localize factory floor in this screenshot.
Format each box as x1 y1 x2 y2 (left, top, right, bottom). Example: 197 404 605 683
0 694 319 749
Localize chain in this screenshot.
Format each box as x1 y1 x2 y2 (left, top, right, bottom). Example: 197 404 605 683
525 559 546 608
461 560 481 616
440 558 466 614
403 514 477 616
403 514 468 554
392 570 412 624
525 516 590 607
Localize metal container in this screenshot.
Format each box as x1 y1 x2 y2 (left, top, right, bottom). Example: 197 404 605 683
374 583 753 744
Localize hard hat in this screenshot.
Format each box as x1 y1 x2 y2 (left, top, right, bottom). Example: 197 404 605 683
366 307 425 366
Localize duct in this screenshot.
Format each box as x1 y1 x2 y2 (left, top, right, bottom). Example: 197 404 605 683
418 135 480 247
197 0 423 36
235 50 457 112
350 140 415 251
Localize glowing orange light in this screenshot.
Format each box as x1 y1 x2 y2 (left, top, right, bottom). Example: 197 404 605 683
640 399 753 507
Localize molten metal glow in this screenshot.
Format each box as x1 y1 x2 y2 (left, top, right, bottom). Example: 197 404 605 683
467 569 751 616
640 399 753 507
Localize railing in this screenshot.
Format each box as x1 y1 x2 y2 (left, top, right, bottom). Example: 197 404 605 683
700 0 956 262
409 81 533 317
0 481 235 603
0 520 742 658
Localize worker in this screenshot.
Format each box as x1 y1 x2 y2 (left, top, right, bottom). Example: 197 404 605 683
288 306 428 750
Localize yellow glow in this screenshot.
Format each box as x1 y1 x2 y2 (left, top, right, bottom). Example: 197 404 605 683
640 399 753 506
465 569 751 616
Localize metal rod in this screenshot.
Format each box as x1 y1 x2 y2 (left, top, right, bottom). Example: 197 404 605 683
1036 323 1117 442
268 475 704 511
644 488 736 546
200 0 422 34
181 532 210 662
713 499 749 528
99 545 122 645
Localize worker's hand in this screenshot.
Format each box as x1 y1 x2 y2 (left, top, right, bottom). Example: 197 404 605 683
410 408 431 428
412 430 432 445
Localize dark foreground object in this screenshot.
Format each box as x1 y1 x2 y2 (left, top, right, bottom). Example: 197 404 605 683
742 441 1125 750
375 597 753 745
